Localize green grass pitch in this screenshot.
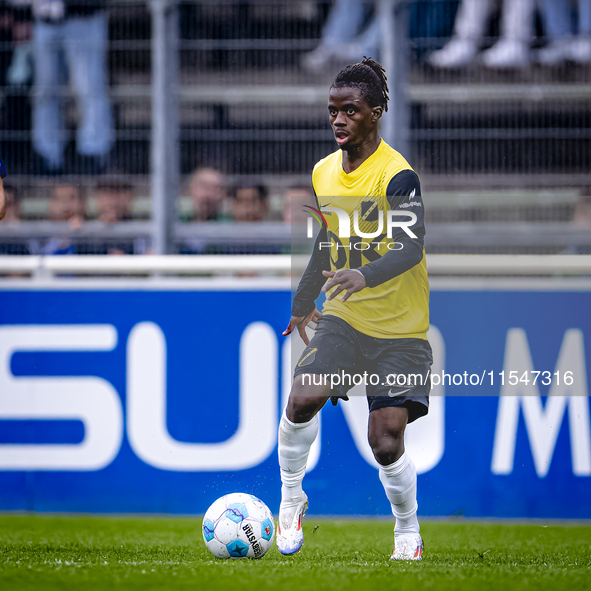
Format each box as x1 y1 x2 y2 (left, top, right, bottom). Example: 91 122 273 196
1 514 590 591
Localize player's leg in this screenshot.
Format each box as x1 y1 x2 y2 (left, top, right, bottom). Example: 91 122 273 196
368 406 423 559
428 0 493 68
63 14 114 166
365 337 432 560
369 406 418 533
277 376 329 555
281 375 329 502
482 0 534 68
301 0 366 71
32 22 66 171
369 406 423 560
278 315 360 554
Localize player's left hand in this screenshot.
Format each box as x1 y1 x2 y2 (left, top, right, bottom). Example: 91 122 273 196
322 269 366 302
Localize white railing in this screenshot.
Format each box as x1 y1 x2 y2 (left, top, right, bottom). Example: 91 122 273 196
1 222 589 247
0 254 590 280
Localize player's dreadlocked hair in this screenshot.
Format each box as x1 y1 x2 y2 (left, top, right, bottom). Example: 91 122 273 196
331 57 390 112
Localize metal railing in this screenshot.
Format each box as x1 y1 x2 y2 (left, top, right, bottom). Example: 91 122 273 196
0 218 589 255
1 254 590 280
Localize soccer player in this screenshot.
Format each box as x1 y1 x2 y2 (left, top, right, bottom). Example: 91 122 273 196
0 159 7 221
278 58 431 561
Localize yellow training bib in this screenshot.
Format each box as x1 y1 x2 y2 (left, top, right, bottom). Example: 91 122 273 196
312 140 429 339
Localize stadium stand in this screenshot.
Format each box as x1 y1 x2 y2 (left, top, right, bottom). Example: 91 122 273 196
0 0 589 256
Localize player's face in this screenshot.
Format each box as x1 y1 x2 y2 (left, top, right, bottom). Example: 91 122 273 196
328 87 381 149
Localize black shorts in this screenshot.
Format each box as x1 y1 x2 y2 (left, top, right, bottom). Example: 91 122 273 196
293 314 432 423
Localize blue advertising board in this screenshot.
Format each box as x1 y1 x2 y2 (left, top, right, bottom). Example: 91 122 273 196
0 280 590 518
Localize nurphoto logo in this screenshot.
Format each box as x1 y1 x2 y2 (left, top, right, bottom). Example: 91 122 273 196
303 204 419 239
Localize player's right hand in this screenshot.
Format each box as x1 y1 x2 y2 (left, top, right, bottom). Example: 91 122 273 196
282 308 322 346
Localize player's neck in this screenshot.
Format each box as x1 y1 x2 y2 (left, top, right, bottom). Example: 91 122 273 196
341 135 381 174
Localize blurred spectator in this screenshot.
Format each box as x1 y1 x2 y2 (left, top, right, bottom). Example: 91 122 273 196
6 18 33 88
27 182 84 254
0 159 6 220
1 181 20 223
1 2 18 85
45 182 84 254
94 178 133 224
0 178 5 221
536 0 591 64
179 182 273 255
232 183 268 222
188 167 227 221
283 186 315 224
89 178 146 255
428 0 535 69
31 180 147 258
564 187 591 255
573 190 591 224
302 0 380 71
0 182 31 255
0 2 12 81
1 1 33 149
50 181 85 226
302 0 458 71
32 0 113 173
409 0 459 56
89 179 150 254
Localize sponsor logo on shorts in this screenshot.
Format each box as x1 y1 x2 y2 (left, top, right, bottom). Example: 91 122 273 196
298 347 318 368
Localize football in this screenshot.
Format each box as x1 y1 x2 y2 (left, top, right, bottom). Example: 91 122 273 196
202 493 275 559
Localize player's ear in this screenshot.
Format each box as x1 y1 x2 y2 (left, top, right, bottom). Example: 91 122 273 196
371 106 383 123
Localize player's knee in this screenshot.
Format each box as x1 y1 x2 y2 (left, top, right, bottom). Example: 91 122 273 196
368 428 405 466
286 374 329 422
286 395 321 423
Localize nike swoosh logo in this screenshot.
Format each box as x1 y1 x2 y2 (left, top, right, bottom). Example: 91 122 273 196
388 387 412 397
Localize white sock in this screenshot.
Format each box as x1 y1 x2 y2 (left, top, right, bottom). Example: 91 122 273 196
378 451 420 535
278 410 318 504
